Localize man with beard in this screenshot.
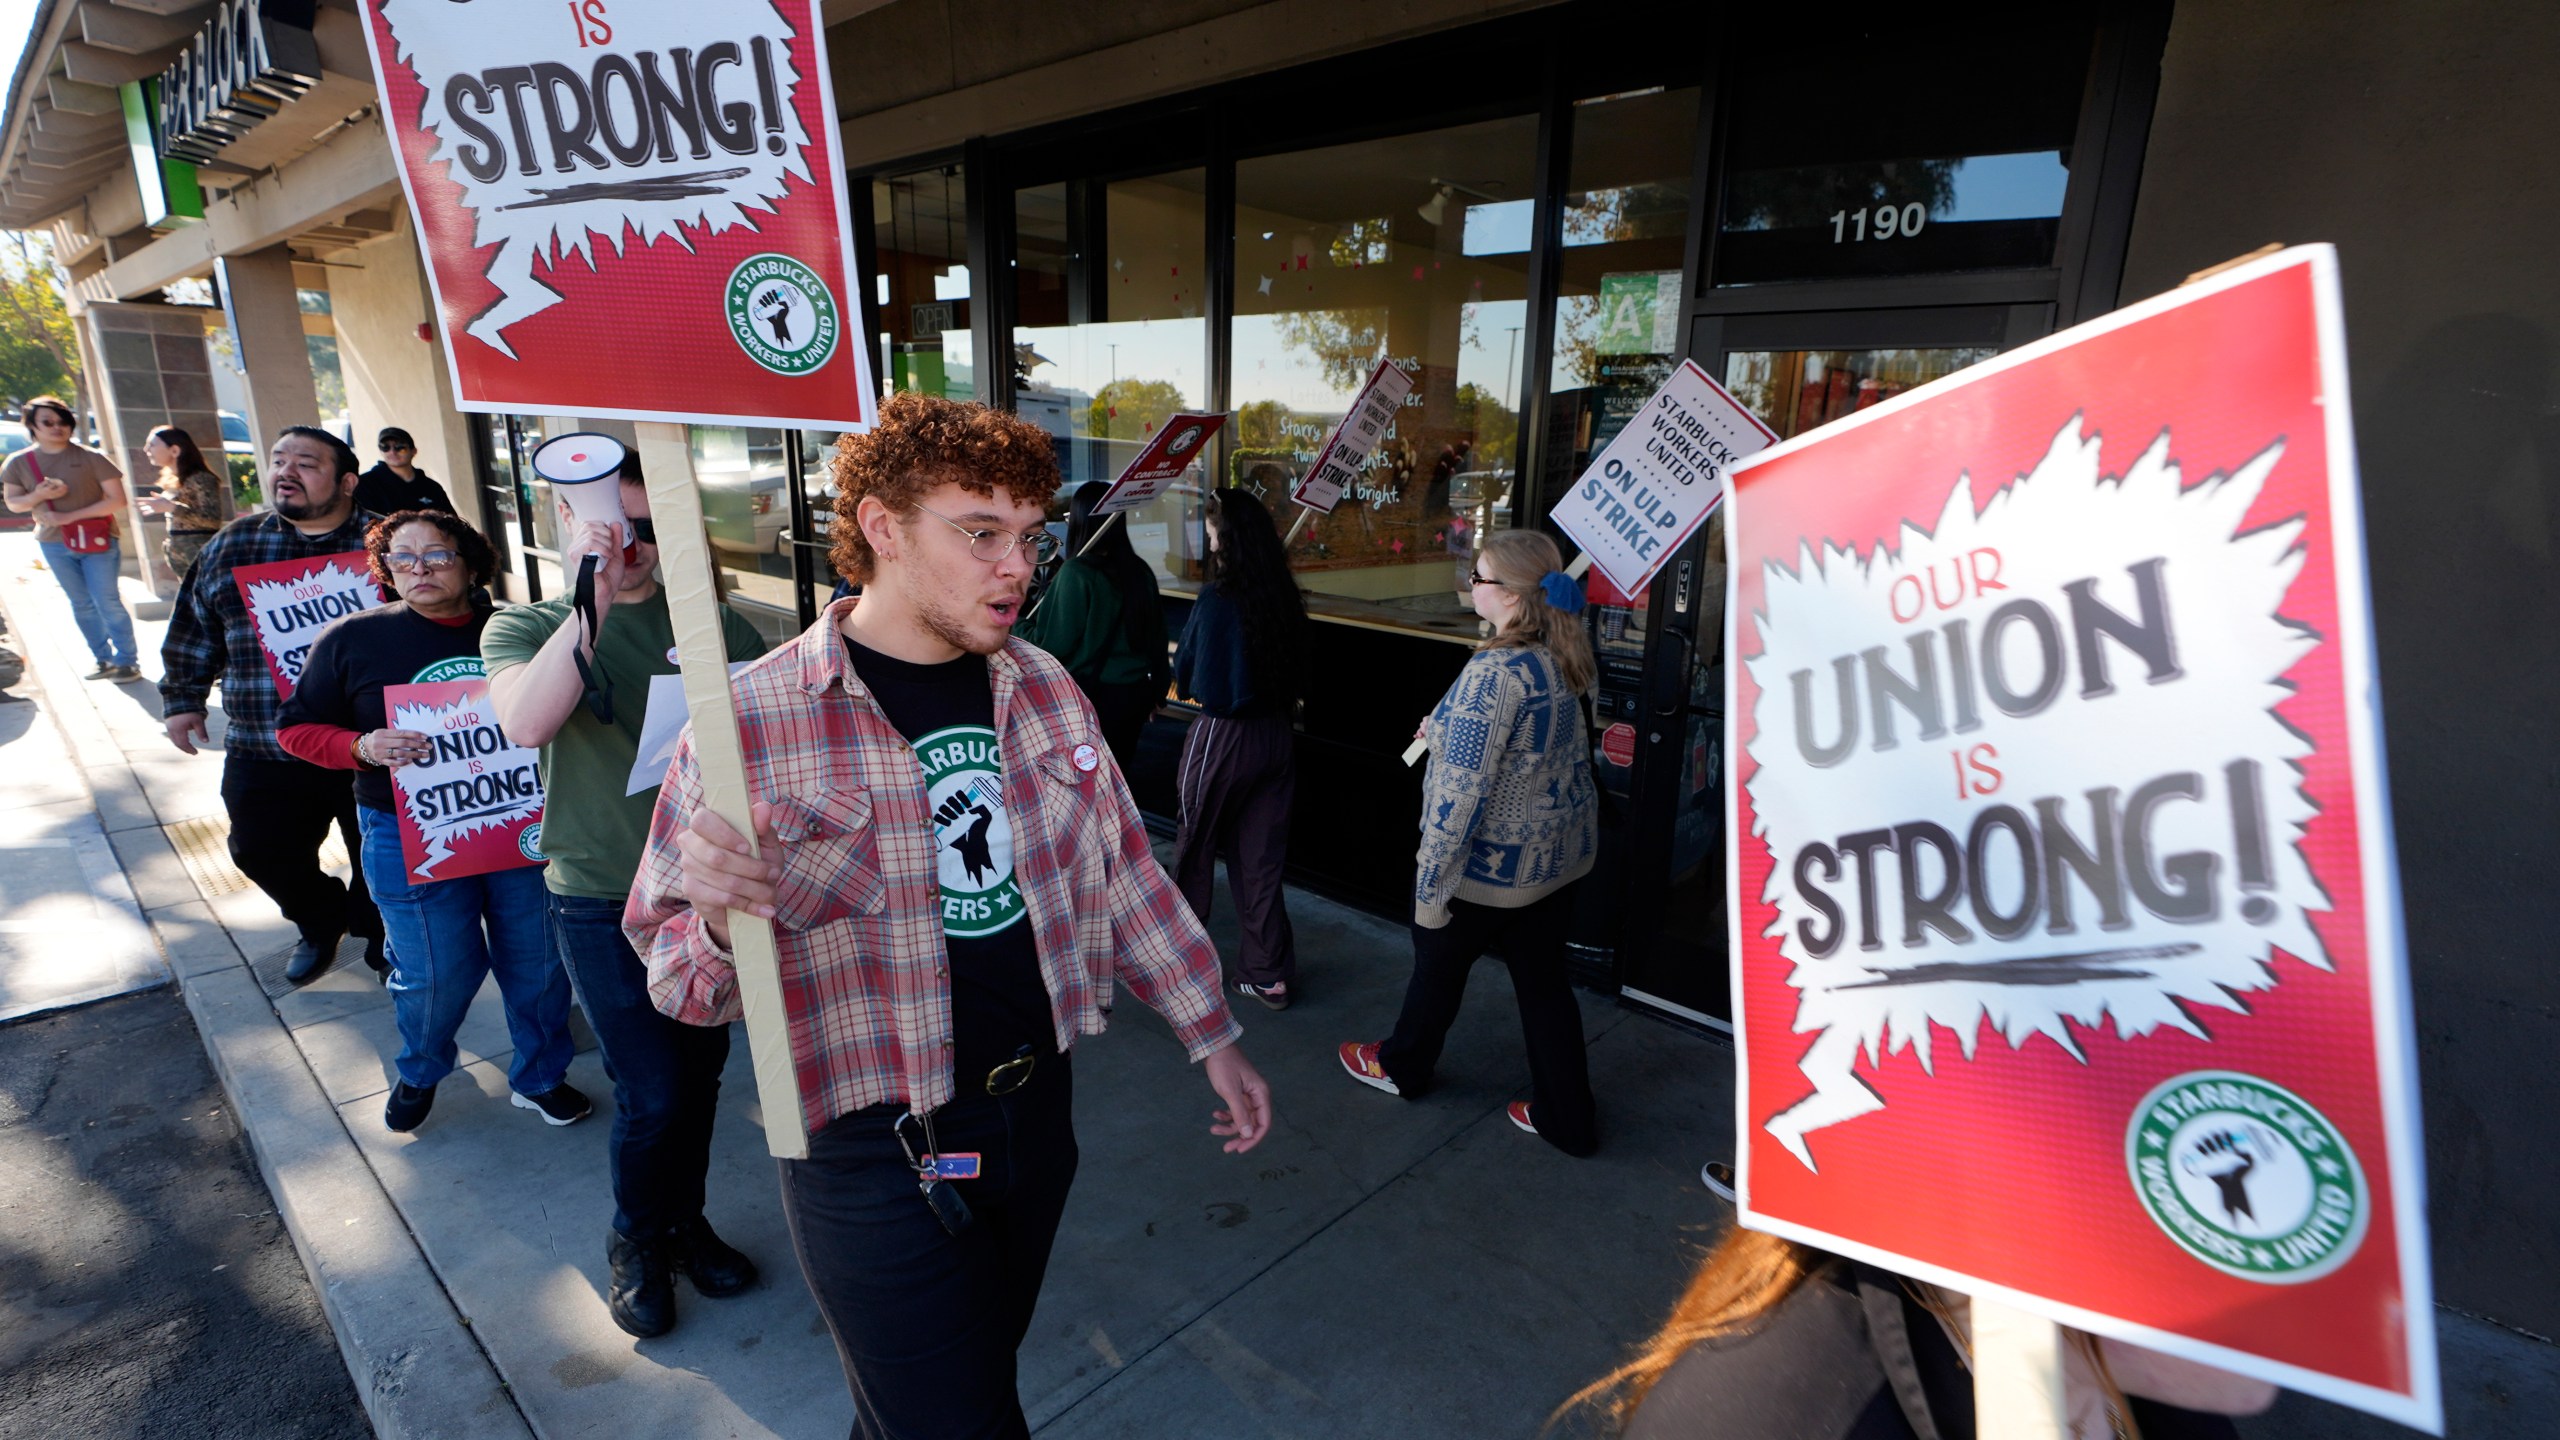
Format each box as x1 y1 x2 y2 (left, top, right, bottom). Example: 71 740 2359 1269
631 392 1273 1438
161 426 387 984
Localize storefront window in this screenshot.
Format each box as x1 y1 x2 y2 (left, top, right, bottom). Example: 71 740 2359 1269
1232 117 1537 638
874 165 975 401
692 425 843 644
1721 347 1997 441
1713 19 2094 286
1013 168 1211 578
1541 85 1701 518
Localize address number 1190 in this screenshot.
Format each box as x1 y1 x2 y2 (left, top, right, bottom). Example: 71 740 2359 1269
1829 203 1929 243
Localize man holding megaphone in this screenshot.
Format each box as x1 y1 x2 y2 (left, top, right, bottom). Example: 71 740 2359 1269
484 439 772 1340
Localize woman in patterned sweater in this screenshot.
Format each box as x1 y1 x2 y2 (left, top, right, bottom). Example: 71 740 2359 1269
1340 529 1603 1155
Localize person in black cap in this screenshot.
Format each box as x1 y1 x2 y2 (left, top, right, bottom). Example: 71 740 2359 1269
355 428 455 516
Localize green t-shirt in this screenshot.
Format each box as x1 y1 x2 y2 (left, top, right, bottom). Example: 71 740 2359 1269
481 588 769 899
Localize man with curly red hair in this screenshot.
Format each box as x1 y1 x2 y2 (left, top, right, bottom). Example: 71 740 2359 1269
628 392 1273 1436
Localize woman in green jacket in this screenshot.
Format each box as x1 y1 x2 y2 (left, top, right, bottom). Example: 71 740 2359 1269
1018 479 1171 772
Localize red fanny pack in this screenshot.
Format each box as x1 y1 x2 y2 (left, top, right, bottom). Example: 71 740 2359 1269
57 516 113 553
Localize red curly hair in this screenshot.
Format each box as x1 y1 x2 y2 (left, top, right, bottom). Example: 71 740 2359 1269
828 391 1064 584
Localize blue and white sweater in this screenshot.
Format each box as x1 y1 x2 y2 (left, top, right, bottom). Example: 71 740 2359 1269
1414 644 1598 927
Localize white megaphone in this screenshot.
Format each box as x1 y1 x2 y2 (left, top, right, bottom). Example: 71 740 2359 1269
531 432 635 722
532 432 633 566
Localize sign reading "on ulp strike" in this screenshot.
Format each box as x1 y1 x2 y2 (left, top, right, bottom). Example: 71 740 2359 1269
1727 246 2437 1431
359 0 876 430
1550 360 1774 596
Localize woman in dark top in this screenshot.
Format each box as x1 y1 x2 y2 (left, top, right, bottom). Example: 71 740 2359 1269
1170 487 1307 1009
136 424 224 579
1016 479 1170 772
277 511 584 1137
1570 1228 2277 1439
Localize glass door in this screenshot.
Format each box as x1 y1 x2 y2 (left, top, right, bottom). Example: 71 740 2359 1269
1608 312 2015 1027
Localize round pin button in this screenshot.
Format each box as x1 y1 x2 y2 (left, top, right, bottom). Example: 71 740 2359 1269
666 646 681 665
1072 744 1099 774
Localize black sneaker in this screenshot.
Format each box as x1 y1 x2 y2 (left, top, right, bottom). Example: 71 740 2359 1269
104 664 142 682
384 1081 435 1133
511 1082 593 1127
606 1229 676 1338
82 663 116 681
1235 979 1292 1011
666 1217 758 1298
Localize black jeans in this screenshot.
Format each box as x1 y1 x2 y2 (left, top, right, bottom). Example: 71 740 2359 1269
1379 885 1598 1156
781 1051 1079 1440
220 753 379 948
548 892 732 1239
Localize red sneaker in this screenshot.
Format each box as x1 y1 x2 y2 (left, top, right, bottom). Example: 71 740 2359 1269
1338 1041 1399 1096
1507 1101 1536 1135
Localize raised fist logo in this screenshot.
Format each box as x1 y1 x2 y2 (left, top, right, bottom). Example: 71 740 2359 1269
2183 1128 2262 1224
934 785 1000 885
757 287 796 346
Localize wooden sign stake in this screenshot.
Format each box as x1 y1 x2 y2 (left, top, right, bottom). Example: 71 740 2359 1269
1972 1294 2071 1440
1283 506 1315 547
633 420 811 1160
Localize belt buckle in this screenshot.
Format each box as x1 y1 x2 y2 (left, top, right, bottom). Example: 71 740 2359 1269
984 1047 1036 1097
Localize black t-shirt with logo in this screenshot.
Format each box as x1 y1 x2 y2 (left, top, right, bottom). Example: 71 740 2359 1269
279 602 491 810
843 635 1053 1086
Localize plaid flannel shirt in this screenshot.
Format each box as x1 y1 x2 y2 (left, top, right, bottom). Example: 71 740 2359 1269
625 599 1241 1132
158 509 382 761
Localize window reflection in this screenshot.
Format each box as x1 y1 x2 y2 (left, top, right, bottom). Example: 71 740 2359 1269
1721 347 1997 441
1542 86 1701 522
693 425 843 645
1011 170 1213 583
1231 116 1537 639
874 165 974 400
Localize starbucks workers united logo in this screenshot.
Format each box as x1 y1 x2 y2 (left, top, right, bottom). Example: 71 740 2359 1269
726 254 840 376
2126 1071 2368 1283
913 725 1024 940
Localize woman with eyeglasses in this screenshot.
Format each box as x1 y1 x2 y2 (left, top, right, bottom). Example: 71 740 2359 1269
1 396 141 680
1171 487 1307 1010
354 427 456 516
277 510 585 1136
1339 529 1602 1154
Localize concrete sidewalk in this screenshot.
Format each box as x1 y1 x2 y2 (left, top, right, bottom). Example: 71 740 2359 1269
2 533 2543 1438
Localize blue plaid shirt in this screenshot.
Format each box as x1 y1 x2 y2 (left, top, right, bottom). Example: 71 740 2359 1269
158 508 382 762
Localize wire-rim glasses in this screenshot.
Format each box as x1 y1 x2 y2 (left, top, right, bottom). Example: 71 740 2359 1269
912 502 1059 565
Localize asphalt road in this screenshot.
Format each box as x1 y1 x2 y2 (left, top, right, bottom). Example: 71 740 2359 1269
0 988 370 1439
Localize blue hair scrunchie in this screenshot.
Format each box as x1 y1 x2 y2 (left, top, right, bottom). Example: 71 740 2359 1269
1539 570 1587 615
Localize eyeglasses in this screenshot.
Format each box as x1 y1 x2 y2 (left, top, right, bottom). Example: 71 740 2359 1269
379 442 412 453
385 548 461 573
912 502 1059 565
1467 569 1500 587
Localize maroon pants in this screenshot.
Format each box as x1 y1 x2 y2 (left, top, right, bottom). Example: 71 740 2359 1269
1172 713 1297 989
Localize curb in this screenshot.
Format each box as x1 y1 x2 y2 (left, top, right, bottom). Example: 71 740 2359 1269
0 550 536 1440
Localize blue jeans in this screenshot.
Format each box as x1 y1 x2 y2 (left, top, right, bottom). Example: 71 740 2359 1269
548 891 731 1239
355 805 573 1095
38 538 137 668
